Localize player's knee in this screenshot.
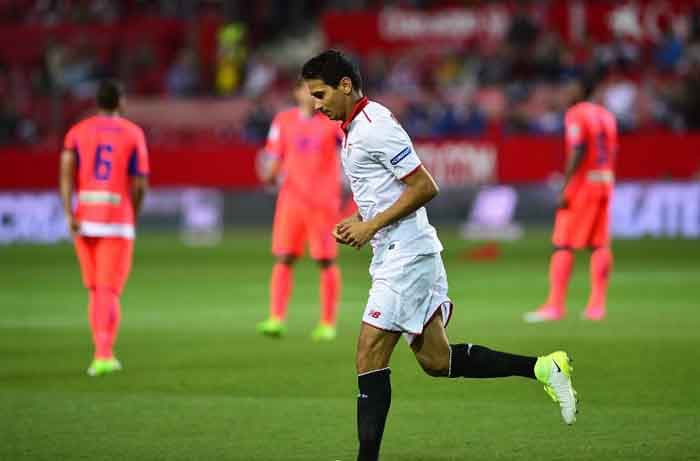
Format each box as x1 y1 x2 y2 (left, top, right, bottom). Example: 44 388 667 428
553 245 573 253
416 352 449 377
276 254 297 266
317 258 335 269
356 347 386 374
356 341 390 374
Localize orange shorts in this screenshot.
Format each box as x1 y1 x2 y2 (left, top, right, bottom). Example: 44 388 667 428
552 190 611 250
74 236 134 294
272 197 338 260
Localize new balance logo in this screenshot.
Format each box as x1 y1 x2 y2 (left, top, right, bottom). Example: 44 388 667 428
368 310 382 319
358 393 369 399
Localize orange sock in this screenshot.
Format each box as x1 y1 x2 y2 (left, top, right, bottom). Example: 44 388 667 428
544 249 574 309
108 294 121 354
88 288 97 332
94 287 119 359
88 288 98 352
320 265 341 326
270 263 293 321
587 247 612 309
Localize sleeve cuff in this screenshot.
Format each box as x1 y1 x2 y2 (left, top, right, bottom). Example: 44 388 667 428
399 164 422 181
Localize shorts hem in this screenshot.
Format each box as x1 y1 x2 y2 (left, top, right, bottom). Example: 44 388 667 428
406 300 454 345
361 320 406 334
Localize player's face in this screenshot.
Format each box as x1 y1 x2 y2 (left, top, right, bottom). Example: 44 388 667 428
305 78 347 121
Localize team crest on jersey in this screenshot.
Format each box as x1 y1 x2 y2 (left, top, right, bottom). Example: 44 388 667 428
368 310 382 319
390 147 412 165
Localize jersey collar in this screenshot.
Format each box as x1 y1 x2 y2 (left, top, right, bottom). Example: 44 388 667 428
341 96 368 133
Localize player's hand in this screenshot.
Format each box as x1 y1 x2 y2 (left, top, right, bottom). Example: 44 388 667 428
332 227 349 245
66 214 80 236
333 215 360 245
256 152 280 187
336 220 378 249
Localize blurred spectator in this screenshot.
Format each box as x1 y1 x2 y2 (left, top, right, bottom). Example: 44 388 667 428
594 34 641 73
654 27 684 73
42 41 69 92
0 97 37 146
507 5 539 51
363 52 388 93
215 23 247 96
433 101 486 137
120 42 162 95
26 0 120 25
3 0 700 149
62 38 103 99
601 72 639 132
242 55 278 98
385 55 421 94
675 49 700 130
166 47 201 97
529 99 564 135
0 99 20 145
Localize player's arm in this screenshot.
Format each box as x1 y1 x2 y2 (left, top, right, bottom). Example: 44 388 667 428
131 176 148 217
337 166 438 248
559 114 586 209
259 154 282 185
369 166 438 230
260 115 284 185
130 127 150 218
59 148 80 235
559 144 586 209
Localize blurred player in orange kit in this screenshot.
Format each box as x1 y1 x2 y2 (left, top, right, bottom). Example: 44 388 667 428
525 76 617 323
59 80 149 375
256 79 346 341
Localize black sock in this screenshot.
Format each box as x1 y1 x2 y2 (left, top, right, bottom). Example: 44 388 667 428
449 344 536 379
357 368 391 461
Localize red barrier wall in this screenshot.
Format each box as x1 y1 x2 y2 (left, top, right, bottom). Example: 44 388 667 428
2 134 699 190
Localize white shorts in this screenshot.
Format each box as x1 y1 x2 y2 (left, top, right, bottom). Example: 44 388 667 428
362 250 453 344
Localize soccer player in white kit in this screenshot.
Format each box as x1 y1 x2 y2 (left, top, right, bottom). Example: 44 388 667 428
302 50 578 461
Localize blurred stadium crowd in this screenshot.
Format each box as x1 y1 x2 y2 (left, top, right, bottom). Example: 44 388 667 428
1 0 700 147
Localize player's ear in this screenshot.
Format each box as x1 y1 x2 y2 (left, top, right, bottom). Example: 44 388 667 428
340 77 352 95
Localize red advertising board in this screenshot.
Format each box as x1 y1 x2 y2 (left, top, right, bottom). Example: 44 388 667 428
2 134 698 190
323 1 698 55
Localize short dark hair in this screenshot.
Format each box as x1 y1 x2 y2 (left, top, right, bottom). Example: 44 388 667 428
301 49 362 91
580 74 597 100
580 68 607 100
96 80 123 111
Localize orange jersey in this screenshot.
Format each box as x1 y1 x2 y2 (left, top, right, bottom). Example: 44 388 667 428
64 115 150 239
563 102 618 200
266 108 343 209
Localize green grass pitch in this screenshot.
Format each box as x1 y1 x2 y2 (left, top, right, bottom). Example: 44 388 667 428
1 230 699 460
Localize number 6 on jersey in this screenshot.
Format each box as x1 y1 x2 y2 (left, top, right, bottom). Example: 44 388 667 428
94 144 113 180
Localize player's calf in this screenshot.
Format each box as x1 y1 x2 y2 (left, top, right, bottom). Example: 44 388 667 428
410 311 451 377
448 344 536 379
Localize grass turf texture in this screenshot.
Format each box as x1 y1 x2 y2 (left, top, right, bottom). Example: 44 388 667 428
1 230 699 461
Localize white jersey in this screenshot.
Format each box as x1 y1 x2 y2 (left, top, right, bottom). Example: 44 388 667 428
341 98 443 256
